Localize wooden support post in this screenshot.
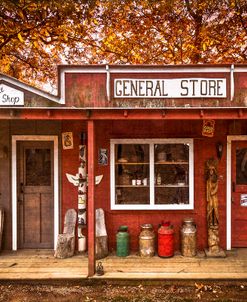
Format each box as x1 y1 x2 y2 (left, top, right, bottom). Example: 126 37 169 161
87 120 95 276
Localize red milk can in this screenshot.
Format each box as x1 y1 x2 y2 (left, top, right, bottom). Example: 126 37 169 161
158 221 174 257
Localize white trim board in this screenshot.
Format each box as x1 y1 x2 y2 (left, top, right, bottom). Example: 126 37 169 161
11 135 59 250
226 135 247 250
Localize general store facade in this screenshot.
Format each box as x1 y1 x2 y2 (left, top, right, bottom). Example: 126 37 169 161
1 64 247 276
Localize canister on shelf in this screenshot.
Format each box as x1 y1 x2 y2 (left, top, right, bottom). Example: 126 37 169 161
180 218 197 257
139 224 155 257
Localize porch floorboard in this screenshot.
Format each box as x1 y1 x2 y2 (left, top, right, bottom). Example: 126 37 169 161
0 249 247 280
95 249 247 280
0 250 88 280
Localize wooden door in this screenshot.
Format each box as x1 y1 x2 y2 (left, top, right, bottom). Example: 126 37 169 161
232 141 247 247
17 141 54 249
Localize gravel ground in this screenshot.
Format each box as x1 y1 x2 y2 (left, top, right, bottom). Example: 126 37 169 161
0 280 247 302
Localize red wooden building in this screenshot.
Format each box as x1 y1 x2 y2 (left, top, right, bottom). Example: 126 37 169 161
1 64 247 275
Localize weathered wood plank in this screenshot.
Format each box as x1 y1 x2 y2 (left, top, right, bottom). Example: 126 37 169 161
0 249 247 280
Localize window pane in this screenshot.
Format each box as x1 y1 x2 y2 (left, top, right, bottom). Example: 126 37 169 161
115 144 149 205
25 148 51 186
236 148 247 185
154 143 189 205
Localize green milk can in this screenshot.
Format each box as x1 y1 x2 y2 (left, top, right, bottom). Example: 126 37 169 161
116 225 129 257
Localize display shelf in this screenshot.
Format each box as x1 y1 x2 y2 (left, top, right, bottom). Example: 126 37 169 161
155 161 189 165
116 185 149 188
116 162 149 165
155 184 189 188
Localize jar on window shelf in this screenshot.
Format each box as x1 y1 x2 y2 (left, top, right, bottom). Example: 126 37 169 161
139 224 155 257
156 173 162 185
180 218 197 257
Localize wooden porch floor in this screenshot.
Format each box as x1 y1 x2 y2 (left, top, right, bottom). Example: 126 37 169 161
0 250 88 280
0 249 247 280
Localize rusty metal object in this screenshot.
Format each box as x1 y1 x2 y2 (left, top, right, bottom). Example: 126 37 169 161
181 218 197 257
96 261 104 276
139 224 155 257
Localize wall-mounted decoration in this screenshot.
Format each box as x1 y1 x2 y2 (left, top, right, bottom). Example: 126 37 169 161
62 132 74 149
240 194 247 207
98 148 108 165
202 120 215 137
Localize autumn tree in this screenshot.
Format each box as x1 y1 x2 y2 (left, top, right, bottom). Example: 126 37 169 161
0 0 96 88
0 0 246 90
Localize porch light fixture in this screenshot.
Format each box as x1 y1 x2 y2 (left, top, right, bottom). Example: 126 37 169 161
216 142 223 160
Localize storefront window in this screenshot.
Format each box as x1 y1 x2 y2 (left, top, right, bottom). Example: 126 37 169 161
111 139 194 210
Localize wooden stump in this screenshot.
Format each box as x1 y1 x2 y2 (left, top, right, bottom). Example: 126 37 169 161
95 208 108 259
54 209 77 259
54 234 75 258
96 236 108 260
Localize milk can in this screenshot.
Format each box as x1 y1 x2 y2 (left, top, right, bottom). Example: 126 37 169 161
116 225 129 257
158 221 174 257
139 224 155 257
180 218 197 257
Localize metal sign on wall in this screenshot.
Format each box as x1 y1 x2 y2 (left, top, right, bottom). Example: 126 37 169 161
114 78 227 98
0 84 24 106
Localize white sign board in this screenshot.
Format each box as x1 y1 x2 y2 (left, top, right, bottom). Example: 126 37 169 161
114 78 227 98
0 84 24 106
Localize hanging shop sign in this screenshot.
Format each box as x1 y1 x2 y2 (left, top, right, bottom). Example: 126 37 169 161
114 78 226 98
0 84 24 106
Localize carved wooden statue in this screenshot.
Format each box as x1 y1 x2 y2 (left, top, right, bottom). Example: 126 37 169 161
205 158 219 227
205 158 225 257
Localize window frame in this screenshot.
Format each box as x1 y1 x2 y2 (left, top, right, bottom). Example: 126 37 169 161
110 138 194 210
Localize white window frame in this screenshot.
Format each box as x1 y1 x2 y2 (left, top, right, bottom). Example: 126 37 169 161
110 138 194 210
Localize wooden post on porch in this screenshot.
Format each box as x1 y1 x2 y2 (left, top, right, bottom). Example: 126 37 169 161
87 120 95 276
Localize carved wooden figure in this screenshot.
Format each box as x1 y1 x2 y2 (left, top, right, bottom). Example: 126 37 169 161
205 158 225 257
205 158 219 227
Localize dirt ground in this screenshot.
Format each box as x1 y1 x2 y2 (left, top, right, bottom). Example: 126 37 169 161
0 280 247 302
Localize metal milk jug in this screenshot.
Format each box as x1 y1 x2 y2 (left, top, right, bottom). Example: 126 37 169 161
139 224 155 257
181 218 197 257
116 226 129 257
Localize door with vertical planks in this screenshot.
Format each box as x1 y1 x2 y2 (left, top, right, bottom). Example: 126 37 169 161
17 141 54 248
232 141 247 247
